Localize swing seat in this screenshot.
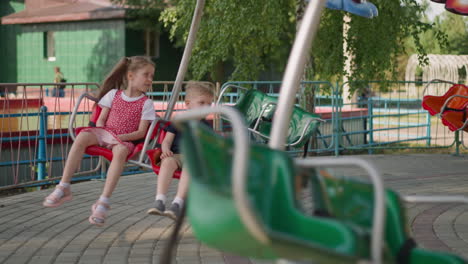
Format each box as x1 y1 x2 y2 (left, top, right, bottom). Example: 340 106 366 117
309 170 466 264
441 110 468 132
422 84 468 131
179 120 466 263
70 94 158 162
445 0 468 16
145 121 182 179
325 0 378 18
180 121 368 262
230 89 323 148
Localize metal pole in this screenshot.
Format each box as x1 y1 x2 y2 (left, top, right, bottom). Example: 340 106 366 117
269 0 326 150
164 0 205 120
38 106 48 181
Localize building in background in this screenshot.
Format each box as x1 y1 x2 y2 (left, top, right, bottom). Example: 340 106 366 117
0 0 182 84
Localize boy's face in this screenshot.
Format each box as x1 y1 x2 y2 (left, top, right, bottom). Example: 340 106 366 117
186 94 213 109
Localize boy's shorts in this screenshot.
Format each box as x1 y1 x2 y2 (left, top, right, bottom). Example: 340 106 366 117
158 154 183 170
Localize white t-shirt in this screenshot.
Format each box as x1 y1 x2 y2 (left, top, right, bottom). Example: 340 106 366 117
98 89 156 121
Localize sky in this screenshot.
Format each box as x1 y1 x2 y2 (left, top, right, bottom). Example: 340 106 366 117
419 0 447 20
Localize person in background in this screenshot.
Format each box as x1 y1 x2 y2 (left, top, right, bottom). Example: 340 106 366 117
52 66 66 97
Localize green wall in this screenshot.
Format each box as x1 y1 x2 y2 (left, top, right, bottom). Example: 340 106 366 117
0 0 24 83
18 20 126 83
0 1 182 84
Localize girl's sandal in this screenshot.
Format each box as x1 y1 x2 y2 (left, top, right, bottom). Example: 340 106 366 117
43 185 72 208
89 201 110 227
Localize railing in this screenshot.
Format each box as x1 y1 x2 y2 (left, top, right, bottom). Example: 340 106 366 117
0 81 219 190
0 80 463 190
220 80 460 156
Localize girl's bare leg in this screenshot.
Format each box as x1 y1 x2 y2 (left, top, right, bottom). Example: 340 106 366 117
43 132 98 207
89 144 129 226
61 132 99 183
101 144 129 198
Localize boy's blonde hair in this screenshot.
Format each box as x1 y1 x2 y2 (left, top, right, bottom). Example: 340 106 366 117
185 82 215 101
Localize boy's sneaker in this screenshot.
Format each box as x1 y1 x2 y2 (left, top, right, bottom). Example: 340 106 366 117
147 200 165 215
163 203 181 220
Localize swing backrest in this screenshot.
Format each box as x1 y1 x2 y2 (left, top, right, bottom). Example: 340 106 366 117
180 121 369 262
180 121 466 264
233 89 321 148
309 170 467 264
422 84 468 116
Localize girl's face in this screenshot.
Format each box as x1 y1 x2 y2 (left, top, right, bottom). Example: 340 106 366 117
127 64 155 93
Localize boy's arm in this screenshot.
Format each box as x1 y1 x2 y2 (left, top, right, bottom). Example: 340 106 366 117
117 120 151 142
96 107 110 127
160 132 175 158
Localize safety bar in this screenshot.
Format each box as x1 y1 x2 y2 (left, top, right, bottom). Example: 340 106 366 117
216 84 249 105
295 157 385 264
68 93 99 141
422 79 457 97
404 195 468 204
130 119 170 167
438 94 468 131
172 105 270 245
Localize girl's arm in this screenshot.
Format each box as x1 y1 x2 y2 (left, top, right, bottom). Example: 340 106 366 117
96 107 110 127
160 132 175 159
117 119 151 142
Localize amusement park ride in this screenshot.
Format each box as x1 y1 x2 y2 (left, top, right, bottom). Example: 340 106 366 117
68 0 468 263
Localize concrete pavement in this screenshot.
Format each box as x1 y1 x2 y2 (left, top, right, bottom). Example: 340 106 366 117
0 153 467 263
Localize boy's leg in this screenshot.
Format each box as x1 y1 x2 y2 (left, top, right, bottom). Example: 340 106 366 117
156 157 180 196
43 132 98 207
164 168 189 220
147 157 179 215
89 144 128 226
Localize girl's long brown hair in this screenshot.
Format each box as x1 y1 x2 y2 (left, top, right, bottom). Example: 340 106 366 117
98 56 155 100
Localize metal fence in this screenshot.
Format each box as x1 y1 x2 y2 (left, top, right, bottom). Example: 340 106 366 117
0 80 463 190
220 80 463 156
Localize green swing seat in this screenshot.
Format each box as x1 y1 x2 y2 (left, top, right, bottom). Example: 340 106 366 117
179 120 466 264
310 171 466 264
228 89 322 148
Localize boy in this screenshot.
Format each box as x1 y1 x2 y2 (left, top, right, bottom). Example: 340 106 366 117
147 82 214 220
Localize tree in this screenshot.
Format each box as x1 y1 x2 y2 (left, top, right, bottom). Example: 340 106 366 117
160 0 296 82
115 0 444 87
111 0 168 56
312 0 447 85
410 12 468 55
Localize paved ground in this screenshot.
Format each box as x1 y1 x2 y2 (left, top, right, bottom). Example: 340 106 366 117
0 154 468 264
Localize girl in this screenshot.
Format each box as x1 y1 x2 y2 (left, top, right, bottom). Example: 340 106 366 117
43 56 157 227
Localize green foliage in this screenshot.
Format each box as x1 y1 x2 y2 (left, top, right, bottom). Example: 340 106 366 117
116 0 444 86
160 0 296 82
111 0 167 32
313 0 442 83
410 12 468 55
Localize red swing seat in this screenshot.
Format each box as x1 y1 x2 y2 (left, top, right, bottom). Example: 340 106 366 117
145 121 182 179
422 84 468 132
75 104 157 162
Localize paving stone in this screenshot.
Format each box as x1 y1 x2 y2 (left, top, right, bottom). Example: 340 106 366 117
2 155 468 263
